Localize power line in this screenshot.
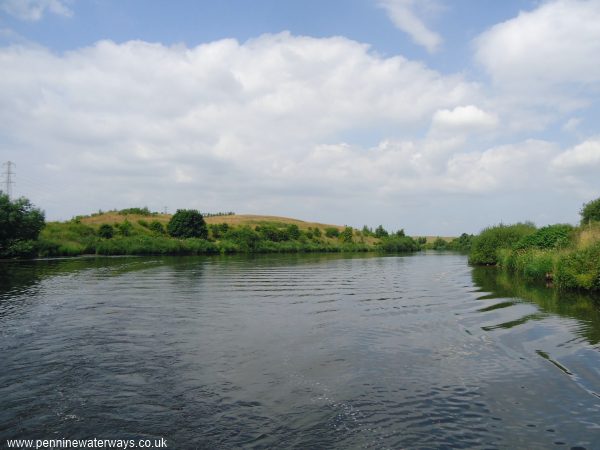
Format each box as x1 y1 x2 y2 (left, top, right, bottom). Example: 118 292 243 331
2 161 15 200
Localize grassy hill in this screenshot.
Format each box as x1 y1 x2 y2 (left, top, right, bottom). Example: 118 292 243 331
37 209 425 256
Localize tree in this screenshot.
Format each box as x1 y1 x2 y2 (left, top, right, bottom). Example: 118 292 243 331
340 226 354 243
98 224 114 239
581 197 600 225
0 194 45 256
374 225 389 238
167 209 208 239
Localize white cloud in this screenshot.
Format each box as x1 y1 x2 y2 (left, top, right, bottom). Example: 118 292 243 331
1 31 597 233
0 0 73 21
432 105 498 132
475 0 600 90
0 34 477 219
378 0 443 53
551 139 600 172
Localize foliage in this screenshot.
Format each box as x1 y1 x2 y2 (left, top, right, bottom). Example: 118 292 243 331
223 226 260 252
115 219 133 236
431 237 448 250
514 224 573 250
469 223 536 265
361 225 374 237
580 197 600 225
377 236 419 252
374 225 389 238
325 227 340 238
447 233 474 252
554 243 600 290
340 226 354 243
167 209 208 239
0 194 45 257
149 220 165 235
98 224 114 239
118 207 154 216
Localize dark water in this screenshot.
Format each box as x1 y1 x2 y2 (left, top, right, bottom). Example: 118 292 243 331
1 252 599 449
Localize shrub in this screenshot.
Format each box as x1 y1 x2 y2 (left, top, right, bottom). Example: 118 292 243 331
0 194 45 257
448 233 473 252
378 236 419 252
469 222 536 265
514 224 573 250
116 220 133 236
340 226 354 243
554 243 600 290
580 197 600 225
149 220 165 235
98 224 114 239
167 209 208 239
118 207 152 216
432 237 447 250
325 227 339 238
137 219 149 228
223 226 259 252
286 224 301 240
374 225 389 238
209 223 229 239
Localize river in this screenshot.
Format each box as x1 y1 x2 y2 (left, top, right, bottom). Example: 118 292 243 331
1 252 599 449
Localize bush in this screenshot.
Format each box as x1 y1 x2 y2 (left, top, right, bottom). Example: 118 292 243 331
209 223 229 239
167 209 208 239
469 222 536 265
432 237 447 250
340 226 354 243
325 227 339 238
223 226 259 252
555 243 600 290
580 197 600 225
448 233 473 252
514 224 573 250
374 225 389 238
98 224 114 239
0 194 45 257
149 220 165 235
377 236 419 252
116 220 133 236
118 207 152 216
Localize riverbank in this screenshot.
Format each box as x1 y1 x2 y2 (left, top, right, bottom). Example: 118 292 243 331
32 211 420 257
468 222 600 291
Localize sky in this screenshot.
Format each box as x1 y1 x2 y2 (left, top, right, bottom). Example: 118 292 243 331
1 0 599 235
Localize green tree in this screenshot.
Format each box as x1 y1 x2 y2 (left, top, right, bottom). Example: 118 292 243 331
375 225 389 238
581 197 600 225
0 194 45 257
98 224 114 239
325 227 340 238
149 220 165 235
340 226 354 243
167 209 208 239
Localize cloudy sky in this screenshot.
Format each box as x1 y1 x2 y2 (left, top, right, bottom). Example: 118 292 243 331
1 0 599 235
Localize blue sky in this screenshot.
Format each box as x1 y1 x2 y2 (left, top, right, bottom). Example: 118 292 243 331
1 0 599 234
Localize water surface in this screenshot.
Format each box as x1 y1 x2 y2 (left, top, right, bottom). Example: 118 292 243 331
1 253 599 449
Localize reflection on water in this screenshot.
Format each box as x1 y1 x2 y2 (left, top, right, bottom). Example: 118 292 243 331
472 266 600 345
0 253 599 449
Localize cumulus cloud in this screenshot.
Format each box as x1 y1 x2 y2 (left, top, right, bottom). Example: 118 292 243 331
0 0 73 21
1 31 596 233
378 0 443 53
475 0 600 90
0 33 476 219
551 139 600 172
431 105 498 132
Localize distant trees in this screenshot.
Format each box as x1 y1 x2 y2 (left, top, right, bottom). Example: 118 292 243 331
581 197 600 225
340 226 354 243
374 225 389 238
0 194 45 257
98 224 114 239
167 209 208 239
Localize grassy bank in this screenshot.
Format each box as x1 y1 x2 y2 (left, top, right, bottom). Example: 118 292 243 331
33 210 420 257
468 221 600 291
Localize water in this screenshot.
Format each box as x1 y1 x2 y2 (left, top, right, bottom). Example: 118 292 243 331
1 252 599 449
